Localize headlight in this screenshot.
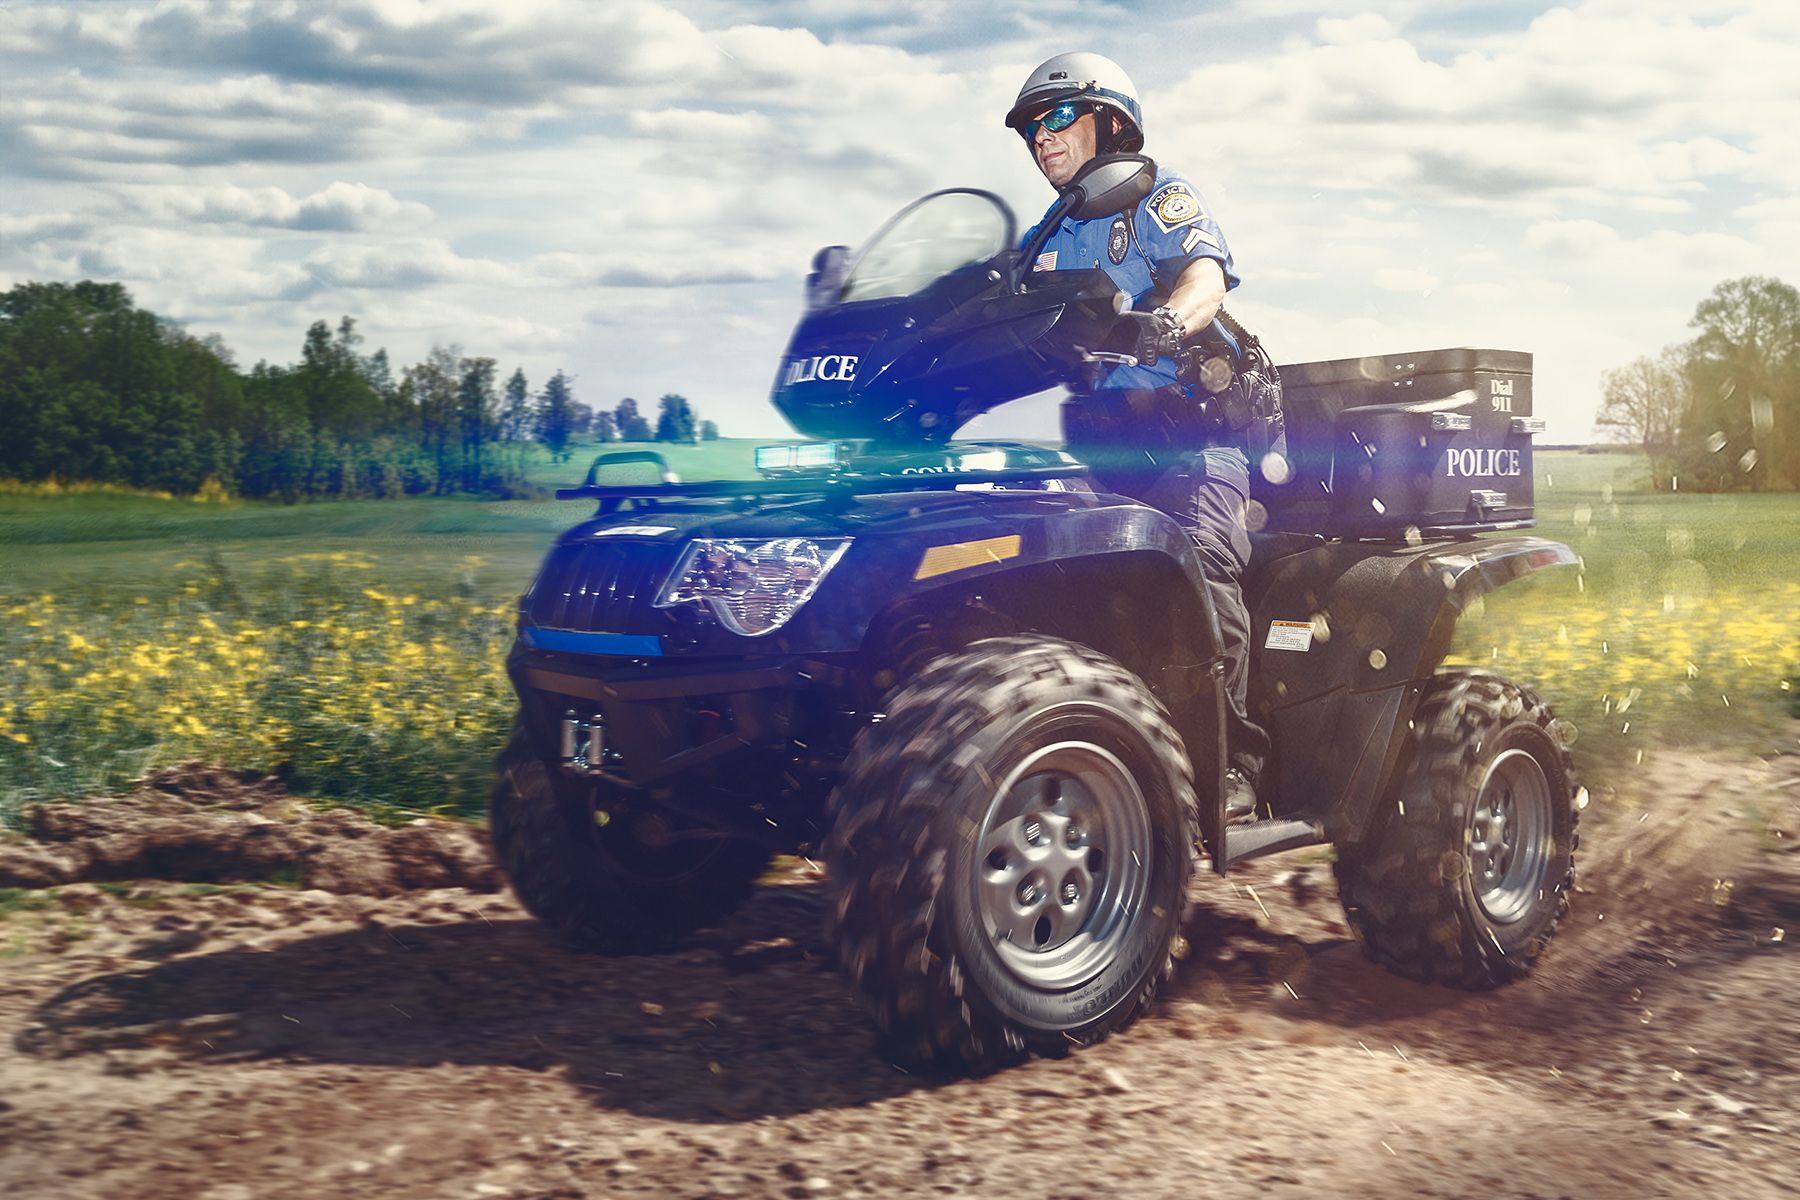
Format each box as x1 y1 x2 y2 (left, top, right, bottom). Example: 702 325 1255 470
655 537 852 636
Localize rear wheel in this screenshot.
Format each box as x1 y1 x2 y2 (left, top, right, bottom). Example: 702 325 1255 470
489 719 769 954
1334 670 1578 988
826 637 1197 1069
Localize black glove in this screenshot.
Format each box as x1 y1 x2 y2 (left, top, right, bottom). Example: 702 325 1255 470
1120 306 1184 367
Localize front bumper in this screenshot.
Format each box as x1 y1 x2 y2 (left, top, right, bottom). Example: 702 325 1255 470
507 644 849 790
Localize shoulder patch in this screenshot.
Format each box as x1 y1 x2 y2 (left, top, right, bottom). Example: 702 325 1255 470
1146 181 1204 234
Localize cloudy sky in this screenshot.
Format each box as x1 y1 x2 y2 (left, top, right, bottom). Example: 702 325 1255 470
3 0 1796 441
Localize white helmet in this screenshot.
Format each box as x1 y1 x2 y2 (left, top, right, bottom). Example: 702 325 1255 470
1004 52 1145 153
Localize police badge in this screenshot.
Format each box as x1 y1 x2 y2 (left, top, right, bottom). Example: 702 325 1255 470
1108 216 1129 265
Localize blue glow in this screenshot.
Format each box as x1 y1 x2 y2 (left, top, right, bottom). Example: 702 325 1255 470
522 629 664 657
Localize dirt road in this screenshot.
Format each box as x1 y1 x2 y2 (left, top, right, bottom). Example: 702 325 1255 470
2 752 1795 1199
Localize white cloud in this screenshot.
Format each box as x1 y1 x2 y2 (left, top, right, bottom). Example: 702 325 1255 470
299 240 516 291
1315 14 1397 44
1525 220 1624 259
1373 267 1439 293
123 181 432 230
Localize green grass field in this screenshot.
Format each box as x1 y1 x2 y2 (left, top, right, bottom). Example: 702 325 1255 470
1449 450 1799 781
0 438 772 595
1 444 1795 825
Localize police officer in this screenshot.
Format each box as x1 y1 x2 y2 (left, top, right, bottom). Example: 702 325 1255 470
1007 51 1274 821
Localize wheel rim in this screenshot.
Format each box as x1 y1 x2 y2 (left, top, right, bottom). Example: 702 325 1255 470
1469 747 1554 925
975 739 1153 990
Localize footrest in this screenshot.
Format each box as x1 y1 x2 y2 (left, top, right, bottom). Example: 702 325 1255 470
1221 818 1326 869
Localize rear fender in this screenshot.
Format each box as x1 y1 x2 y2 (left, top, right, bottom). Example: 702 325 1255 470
1248 536 1575 846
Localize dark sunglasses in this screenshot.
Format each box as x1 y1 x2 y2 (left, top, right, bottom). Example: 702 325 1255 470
1019 101 1090 142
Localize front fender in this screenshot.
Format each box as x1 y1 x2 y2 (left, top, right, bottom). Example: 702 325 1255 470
1247 535 1575 844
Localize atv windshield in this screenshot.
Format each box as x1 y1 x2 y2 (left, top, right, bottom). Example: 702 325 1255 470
838 189 1012 305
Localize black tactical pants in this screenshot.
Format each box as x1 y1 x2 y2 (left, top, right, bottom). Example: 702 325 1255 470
1131 446 1270 783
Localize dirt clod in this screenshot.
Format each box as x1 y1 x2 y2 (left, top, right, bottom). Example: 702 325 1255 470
0 762 500 895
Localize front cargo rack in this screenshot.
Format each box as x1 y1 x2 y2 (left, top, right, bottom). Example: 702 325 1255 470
556 450 1089 506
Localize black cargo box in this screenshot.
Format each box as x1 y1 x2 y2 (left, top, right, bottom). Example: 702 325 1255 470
1253 347 1538 537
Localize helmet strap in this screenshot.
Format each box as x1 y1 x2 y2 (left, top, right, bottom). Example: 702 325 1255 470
1094 110 1123 155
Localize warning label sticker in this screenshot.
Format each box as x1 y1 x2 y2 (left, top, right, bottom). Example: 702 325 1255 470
1264 620 1314 652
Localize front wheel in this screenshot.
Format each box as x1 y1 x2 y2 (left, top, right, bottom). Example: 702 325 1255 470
489 719 770 954
825 637 1198 1069
1334 670 1579 988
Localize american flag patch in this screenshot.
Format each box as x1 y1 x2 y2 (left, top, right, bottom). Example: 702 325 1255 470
1034 250 1058 272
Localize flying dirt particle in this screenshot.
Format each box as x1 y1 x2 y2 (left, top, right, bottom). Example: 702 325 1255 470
1706 431 1729 454
1772 928 1786 944
1393 1044 1409 1062
1380 1141 1397 1157
1368 649 1387 670
1245 885 1271 920
1574 787 1590 811
1358 1041 1376 1058
1740 449 1759 472
640 1001 665 1017
1706 1091 1753 1116
1283 981 1301 1000
1641 1009 1654 1024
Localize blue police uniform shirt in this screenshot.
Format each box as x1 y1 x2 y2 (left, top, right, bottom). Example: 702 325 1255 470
1021 167 1238 392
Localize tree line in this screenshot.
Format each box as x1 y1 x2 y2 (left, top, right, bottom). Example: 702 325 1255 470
1597 275 1799 491
0 280 719 501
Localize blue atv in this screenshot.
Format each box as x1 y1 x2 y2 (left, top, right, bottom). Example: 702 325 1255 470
490 157 1581 1068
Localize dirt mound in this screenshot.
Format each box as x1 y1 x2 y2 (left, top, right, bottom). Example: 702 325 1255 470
0 763 500 897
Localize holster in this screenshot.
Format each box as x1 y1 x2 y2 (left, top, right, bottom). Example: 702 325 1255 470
1177 308 1286 465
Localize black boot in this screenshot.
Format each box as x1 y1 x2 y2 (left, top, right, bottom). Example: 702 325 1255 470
1224 767 1258 824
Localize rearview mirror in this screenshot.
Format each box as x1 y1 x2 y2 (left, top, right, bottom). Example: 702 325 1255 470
1064 154 1157 220
805 245 851 310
